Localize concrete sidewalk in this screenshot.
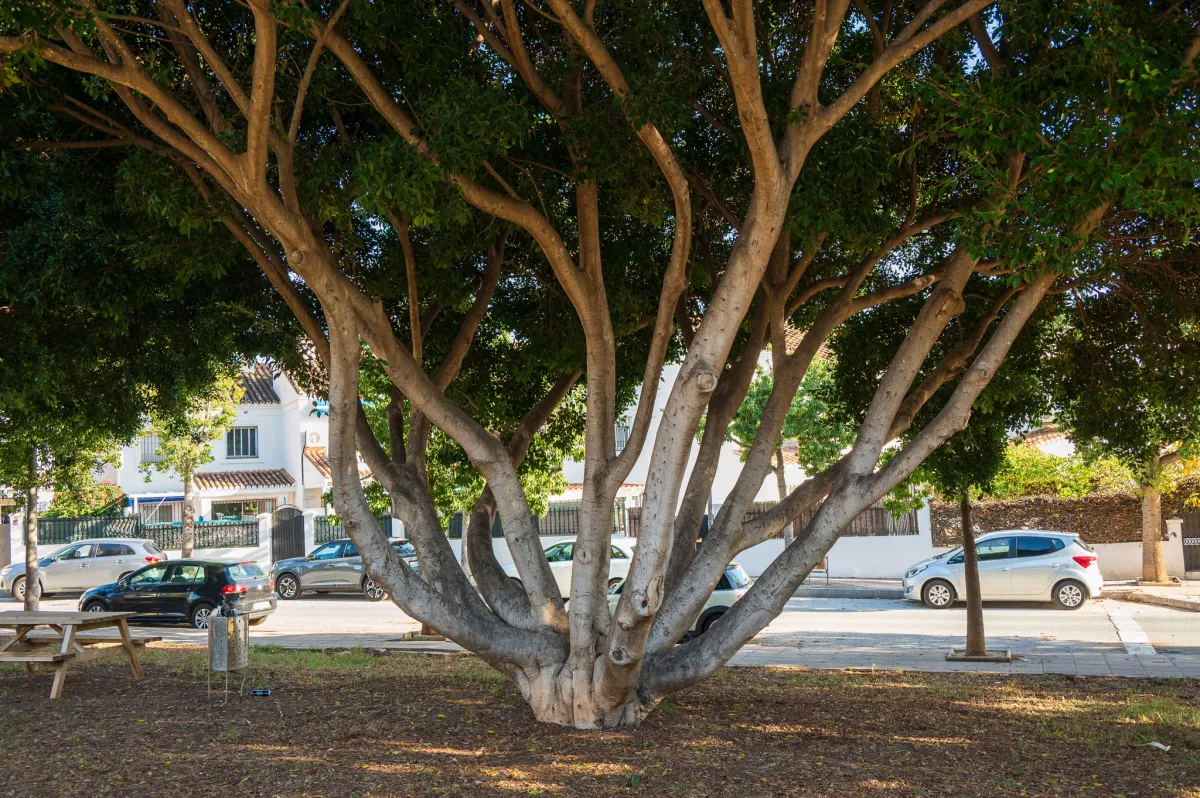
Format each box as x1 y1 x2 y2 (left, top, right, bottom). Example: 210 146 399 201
1105 579 1200 612
792 577 903 599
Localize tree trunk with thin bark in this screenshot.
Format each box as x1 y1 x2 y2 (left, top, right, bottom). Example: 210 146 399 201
1141 484 1168 583
181 472 195 559
23 463 39 612
774 448 793 547
961 491 985 658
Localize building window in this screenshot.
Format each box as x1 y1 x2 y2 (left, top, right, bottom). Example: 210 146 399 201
210 499 275 521
226 426 258 459
140 434 164 463
139 501 182 524
614 425 631 454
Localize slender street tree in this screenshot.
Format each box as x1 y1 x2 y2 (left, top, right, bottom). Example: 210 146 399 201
140 374 243 557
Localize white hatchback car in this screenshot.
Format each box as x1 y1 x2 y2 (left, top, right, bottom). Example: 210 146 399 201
503 536 637 598
902 531 1103 610
607 562 751 636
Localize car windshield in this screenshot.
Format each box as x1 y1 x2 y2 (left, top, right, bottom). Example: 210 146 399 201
724 565 751 589
392 542 416 557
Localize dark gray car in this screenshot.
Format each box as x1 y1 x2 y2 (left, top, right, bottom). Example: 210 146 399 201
270 539 417 601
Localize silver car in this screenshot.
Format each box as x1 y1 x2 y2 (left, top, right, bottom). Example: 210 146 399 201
902 531 1104 610
270 538 418 601
1 538 168 601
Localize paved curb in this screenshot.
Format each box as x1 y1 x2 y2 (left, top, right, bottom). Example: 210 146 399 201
791 587 905 599
1106 589 1200 613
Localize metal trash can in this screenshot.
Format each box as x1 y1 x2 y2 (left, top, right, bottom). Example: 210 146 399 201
208 604 249 698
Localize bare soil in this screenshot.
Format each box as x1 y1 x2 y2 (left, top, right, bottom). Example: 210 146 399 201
1 646 1197 797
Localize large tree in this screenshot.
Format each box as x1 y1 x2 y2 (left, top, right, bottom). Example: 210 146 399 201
1049 221 1200 583
0 113 287 604
2 1 1198 729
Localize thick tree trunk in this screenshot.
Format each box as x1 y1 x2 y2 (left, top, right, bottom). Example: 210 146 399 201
1141 486 1168 583
961 491 985 658
774 448 793 547
181 473 195 559
23 474 39 612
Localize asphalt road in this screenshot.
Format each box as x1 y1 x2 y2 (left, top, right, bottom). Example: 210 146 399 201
4 590 1198 657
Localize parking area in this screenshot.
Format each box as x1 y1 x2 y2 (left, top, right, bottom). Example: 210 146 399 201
6 590 1199 677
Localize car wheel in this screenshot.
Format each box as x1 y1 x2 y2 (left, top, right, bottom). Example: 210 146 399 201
189 602 216 630
276 573 301 600
363 578 387 602
1052 579 1087 610
699 610 726 635
12 577 41 602
922 579 956 609
83 599 108 613
607 577 623 589
248 616 268 626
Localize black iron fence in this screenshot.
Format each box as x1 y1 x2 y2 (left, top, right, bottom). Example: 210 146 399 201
314 514 393 544
36 517 260 549
741 498 919 537
447 501 633 539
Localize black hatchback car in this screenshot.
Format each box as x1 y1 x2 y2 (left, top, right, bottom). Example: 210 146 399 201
79 560 278 630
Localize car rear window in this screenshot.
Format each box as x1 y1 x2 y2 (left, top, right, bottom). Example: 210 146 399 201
144 542 165 557
225 563 266 581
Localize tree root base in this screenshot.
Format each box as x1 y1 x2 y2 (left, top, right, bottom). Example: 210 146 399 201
946 649 1012 662
1136 579 1181 587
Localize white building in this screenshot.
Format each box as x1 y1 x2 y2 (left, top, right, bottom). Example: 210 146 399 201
104 364 340 521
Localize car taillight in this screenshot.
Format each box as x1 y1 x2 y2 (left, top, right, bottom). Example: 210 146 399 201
221 584 248 595
1073 555 1097 569
145 556 160 564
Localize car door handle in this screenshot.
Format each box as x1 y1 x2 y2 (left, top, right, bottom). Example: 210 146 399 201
1000 567 1010 571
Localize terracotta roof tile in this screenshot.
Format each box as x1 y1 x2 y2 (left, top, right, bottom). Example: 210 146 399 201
239 363 280 404
304 446 370 479
1019 422 1071 448
305 447 332 479
194 468 294 491
783 324 834 360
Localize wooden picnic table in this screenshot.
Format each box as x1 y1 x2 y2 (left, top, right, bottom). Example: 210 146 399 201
0 611 160 699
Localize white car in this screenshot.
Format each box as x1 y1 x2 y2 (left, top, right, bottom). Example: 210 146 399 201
607 563 751 636
902 530 1103 610
503 536 638 598
1 538 168 601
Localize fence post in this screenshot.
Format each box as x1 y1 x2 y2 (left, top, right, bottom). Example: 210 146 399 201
258 513 272 564
302 510 317 556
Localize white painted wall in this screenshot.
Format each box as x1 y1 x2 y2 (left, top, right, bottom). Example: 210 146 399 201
445 504 944 580
1091 535 1186 581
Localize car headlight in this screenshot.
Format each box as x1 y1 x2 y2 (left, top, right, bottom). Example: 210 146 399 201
0 564 12 576
905 564 928 579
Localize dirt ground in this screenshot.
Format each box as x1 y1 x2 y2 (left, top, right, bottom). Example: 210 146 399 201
0 646 1197 797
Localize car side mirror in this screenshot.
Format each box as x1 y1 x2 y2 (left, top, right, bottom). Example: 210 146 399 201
305 555 316 562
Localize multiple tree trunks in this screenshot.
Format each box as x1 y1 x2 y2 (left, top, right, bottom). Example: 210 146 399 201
3 1 1196 727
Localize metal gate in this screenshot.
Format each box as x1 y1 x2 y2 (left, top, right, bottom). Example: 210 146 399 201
271 507 305 562
1183 513 1200 573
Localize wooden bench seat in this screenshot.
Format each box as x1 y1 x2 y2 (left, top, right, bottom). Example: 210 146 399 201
16 630 162 645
